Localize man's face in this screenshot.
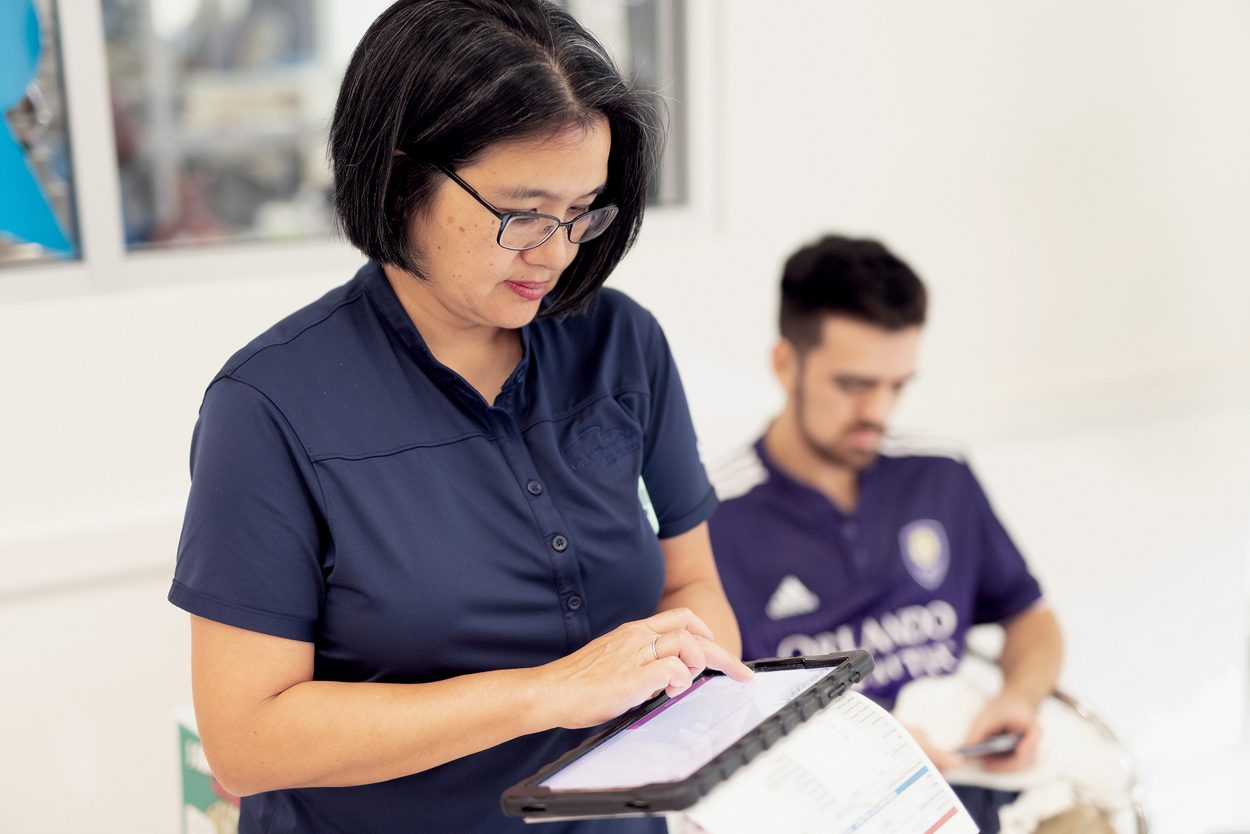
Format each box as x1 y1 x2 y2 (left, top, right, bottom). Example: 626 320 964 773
775 316 921 470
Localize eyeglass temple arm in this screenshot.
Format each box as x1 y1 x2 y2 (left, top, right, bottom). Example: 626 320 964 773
431 162 506 220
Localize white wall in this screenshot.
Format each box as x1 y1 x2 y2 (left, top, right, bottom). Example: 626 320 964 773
2 2 1248 831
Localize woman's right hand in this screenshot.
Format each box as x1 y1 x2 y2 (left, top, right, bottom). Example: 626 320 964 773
539 607 754 729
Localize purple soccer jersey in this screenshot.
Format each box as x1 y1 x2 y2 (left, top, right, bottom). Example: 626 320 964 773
708 438 1043 708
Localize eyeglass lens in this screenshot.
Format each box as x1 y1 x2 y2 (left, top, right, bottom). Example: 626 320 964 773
499 206 619 251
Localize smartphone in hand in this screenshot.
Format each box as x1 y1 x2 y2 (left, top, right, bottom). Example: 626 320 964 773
954 732 1022 758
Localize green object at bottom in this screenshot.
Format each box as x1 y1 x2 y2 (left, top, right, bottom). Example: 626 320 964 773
179 721 239 834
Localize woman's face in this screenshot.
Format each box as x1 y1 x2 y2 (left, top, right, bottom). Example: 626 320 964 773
407 116 612 332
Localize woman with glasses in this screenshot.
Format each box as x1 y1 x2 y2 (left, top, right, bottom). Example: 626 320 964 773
168 1 749 831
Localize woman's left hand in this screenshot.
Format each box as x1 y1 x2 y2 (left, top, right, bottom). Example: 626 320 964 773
538 607 753 729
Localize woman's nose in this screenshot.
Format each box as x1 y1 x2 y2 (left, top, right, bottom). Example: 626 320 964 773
520 228 577 271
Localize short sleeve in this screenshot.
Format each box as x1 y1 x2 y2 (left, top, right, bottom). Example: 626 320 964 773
963 464 1043 625
636 313 718 539
168 376 327 642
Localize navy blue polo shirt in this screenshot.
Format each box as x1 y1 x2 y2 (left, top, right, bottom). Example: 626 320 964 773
169 262 716 833
708 439 1042 708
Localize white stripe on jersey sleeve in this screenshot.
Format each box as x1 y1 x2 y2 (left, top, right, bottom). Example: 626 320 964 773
708 445 770 501
878 431 970 463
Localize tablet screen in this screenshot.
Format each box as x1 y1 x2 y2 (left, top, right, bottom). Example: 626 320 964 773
540 667 832 790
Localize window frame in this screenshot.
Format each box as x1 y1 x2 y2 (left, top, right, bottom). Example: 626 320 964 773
0 0 721 303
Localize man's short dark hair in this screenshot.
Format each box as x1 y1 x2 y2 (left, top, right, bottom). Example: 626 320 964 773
779 234 928 350
330 0 662 319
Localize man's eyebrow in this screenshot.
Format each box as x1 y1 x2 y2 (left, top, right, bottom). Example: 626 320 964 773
500 183 607 201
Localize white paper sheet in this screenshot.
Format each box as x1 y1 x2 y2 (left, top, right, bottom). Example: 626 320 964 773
683 692 978 834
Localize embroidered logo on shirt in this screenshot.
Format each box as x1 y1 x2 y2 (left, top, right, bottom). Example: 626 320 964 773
765 575 821 620
566 426 641 471
899 519 950 590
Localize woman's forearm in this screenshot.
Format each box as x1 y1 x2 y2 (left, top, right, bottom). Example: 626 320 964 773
658 523 744 658
202 666 552 796
194 605 751 797
659 578 743 658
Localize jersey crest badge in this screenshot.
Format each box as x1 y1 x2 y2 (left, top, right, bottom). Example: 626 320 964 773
899 519 950 590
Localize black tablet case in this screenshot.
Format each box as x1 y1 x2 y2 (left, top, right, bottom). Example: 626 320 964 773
501 650 875 820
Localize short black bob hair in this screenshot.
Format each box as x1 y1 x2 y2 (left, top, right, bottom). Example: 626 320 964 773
330 0 662 320
779 234 928 351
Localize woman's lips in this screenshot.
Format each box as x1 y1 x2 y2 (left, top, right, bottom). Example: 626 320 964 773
505 280 549 301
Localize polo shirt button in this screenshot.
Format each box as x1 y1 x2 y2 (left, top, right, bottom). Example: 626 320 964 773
853 549 870 567
841 522 857 538
567 594 583 611
526 480 543 496
552 534 569 552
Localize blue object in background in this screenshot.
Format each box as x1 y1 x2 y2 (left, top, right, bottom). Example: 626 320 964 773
0 0 72 254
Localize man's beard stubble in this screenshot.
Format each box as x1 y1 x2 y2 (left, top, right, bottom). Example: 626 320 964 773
793 378 885 472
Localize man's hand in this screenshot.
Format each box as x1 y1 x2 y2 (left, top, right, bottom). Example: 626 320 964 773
959 691 1041 772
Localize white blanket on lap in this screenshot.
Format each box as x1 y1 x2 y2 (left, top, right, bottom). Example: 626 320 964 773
892 665 1132 834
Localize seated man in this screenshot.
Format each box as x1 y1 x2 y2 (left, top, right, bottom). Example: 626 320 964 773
708 234 1064 833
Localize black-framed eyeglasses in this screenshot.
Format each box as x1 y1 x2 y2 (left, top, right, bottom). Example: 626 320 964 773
432 162 619 252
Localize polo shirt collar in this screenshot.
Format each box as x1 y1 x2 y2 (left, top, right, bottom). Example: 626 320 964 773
360 262 532 411
752 434 881 517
